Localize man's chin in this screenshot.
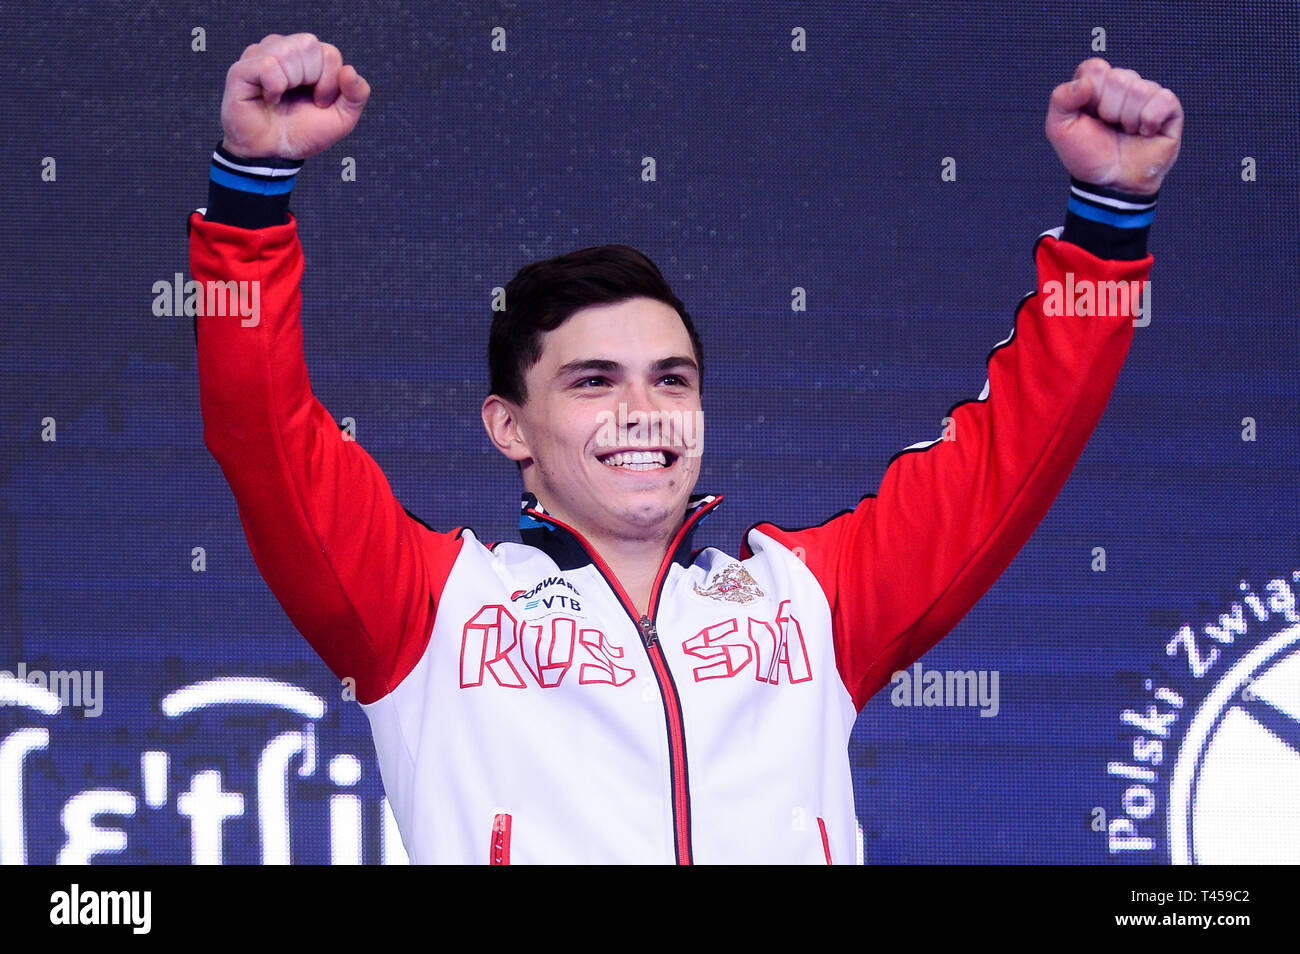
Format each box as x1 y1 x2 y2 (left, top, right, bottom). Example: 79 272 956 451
602 495 688 537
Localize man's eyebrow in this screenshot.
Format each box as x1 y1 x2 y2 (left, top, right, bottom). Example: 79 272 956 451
651 356 699 375
553 356 699 378
554 358 622 378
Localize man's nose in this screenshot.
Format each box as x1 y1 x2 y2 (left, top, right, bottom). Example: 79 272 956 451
619 379 659 416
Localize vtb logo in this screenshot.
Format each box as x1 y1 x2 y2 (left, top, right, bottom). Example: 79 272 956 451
509 576 582 613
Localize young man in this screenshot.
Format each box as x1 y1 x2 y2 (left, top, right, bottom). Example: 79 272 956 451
190 34 1182 863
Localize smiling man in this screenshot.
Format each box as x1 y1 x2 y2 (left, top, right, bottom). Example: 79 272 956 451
482 280 707 616
190 33 1182 863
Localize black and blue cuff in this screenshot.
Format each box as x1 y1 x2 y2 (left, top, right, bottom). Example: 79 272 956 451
1062 177 1157 261
204 141 305 229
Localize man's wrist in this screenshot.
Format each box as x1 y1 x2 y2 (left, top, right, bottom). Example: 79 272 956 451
204 140 304 229
1061 177 1158 261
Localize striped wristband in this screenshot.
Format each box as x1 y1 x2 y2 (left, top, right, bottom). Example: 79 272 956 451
1062 177 1158 261
204 141 305 229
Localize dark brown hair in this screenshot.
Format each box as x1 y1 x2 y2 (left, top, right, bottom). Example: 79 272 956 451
488 244 703 405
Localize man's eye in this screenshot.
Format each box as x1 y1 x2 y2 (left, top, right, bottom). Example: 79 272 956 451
659 374 689 386
576 376 608 388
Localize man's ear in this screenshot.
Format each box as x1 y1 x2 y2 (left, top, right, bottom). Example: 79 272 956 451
481 394 531 462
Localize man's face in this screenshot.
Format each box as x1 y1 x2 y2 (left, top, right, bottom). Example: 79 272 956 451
502 297 704 544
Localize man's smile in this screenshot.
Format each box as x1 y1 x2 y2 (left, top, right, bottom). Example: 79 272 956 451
596 448 679 471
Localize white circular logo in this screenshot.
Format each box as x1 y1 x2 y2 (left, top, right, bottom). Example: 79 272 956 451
1103 567 1300 863
1167 623 1300 863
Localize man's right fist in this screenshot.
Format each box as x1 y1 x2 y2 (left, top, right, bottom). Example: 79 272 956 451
221 33 371 160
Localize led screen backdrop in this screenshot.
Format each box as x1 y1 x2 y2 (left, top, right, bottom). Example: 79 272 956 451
1 1 1297 864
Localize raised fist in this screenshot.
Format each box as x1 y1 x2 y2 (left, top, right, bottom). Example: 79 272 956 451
221 33 371 160
1045 58 1183 195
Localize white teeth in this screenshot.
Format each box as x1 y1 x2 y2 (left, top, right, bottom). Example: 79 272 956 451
600 450 669 469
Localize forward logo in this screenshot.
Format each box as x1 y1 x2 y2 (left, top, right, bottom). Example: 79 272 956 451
510 577 582 612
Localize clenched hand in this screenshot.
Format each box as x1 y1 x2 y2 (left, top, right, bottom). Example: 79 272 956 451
1046 58 1183 195
221 32 371 160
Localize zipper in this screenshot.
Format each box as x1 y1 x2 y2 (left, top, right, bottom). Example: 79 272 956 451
490 812 512 865
817 816 832 865
638 615 658 646
524 498 720 864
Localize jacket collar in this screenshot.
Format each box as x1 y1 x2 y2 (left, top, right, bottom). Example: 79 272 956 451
518 491 723 571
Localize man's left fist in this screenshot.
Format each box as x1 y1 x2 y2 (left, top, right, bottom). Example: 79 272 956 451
1045 58 1183 195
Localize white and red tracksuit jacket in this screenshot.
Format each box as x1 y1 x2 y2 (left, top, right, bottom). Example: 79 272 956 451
190 152 1156 863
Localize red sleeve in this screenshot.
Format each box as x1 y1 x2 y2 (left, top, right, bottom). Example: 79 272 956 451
190 211 464 704
741 233 1151 711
